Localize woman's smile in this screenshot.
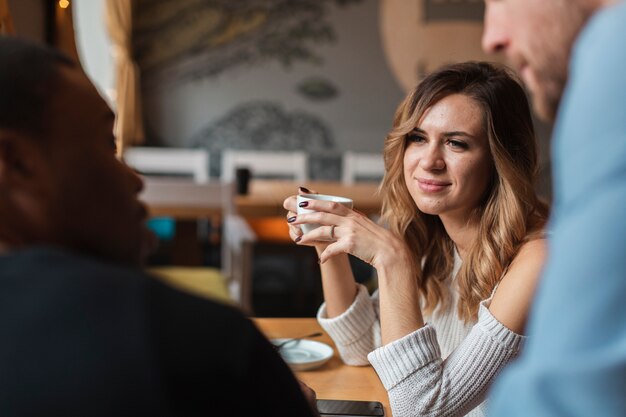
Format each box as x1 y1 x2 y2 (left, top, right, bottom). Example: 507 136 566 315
417 178 451 193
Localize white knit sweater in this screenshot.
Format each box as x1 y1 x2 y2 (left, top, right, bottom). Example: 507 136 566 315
317 256 525 417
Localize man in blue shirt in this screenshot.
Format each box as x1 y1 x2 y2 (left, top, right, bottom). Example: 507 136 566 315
482 0 626 415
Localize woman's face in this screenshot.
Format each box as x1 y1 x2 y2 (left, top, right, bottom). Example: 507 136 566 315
403 94 493 222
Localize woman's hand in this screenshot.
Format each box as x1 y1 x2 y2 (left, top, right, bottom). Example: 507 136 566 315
285 189 358 318
290 198 409 270
283 187 330 250
288 194 422 345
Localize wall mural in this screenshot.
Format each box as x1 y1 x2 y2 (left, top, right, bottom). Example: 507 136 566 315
134 0 363 84
296 77 339 102
190 100 336 178
137 0 404 180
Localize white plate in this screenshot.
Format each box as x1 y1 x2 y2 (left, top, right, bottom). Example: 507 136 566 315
271 338 334 371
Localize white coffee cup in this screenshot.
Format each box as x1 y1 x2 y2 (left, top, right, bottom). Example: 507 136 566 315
296 193 354 235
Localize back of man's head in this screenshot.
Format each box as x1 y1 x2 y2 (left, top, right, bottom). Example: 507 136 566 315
0 37 75 135
0 37 150 266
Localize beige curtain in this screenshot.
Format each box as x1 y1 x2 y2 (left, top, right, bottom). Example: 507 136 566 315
0 0 15 35
105 0 144 153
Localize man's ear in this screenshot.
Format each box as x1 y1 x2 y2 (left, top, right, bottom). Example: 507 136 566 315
0 131 43 187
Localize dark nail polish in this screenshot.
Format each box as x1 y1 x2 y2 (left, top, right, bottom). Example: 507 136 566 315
298 201 308 208
287 216 296 223
299 186 310 193
295 236 302 243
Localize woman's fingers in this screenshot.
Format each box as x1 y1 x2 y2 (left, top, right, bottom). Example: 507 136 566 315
286 187 355 249
298 199 353 216
283 195 298 212
287 221 302 237
290 212 345 237
296 225 338 244
285 187 321 247
283 186 319 212
304 214 386 266
288 228 302 242
286 210 297 224
319 240 362 264
285 210 303 241
298 186 317 195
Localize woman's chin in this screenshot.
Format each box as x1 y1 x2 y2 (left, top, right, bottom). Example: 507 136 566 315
416 205 442 216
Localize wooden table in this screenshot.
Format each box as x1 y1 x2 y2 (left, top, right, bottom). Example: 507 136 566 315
141 177 231 219
140 177 382 267
238 180 382 218
254 317 391 416
141 178 382 219
139 178 231 264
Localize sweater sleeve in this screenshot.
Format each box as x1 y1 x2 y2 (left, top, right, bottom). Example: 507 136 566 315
367 300 525 417
316 284 382 366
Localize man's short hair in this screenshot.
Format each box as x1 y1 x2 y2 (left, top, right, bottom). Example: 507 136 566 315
0 37 75 135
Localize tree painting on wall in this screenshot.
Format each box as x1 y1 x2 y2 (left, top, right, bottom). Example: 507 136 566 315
134 0 364 84
136 0 405 180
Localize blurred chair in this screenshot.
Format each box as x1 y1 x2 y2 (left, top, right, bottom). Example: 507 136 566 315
140 177 257 312
124 146 209 183
124 146 209 240
222 214 256 310
126 146 256 312
220 149 308 242
341 151 385 185
220 150 314 314
221 150 308 182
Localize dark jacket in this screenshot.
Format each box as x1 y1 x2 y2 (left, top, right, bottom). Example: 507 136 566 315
0 247 314 417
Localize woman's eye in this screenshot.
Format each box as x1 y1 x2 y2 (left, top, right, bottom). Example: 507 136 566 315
407 134 426 143
447 140 468 149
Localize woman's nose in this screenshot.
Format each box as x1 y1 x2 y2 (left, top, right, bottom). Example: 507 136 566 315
420 145 445 171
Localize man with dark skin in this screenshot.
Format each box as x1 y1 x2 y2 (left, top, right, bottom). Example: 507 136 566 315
0 37 317 416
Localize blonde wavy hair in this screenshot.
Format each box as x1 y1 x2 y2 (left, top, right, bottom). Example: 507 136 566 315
380 62 549 322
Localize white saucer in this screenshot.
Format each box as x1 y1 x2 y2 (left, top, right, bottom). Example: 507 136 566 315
271 338 334 371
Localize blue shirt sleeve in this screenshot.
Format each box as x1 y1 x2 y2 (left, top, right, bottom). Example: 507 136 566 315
488 3 626 416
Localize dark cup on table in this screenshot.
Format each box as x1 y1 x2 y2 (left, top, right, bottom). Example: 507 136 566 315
235 167 252 195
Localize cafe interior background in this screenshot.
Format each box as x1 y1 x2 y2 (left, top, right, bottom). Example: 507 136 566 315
3 0 552 317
